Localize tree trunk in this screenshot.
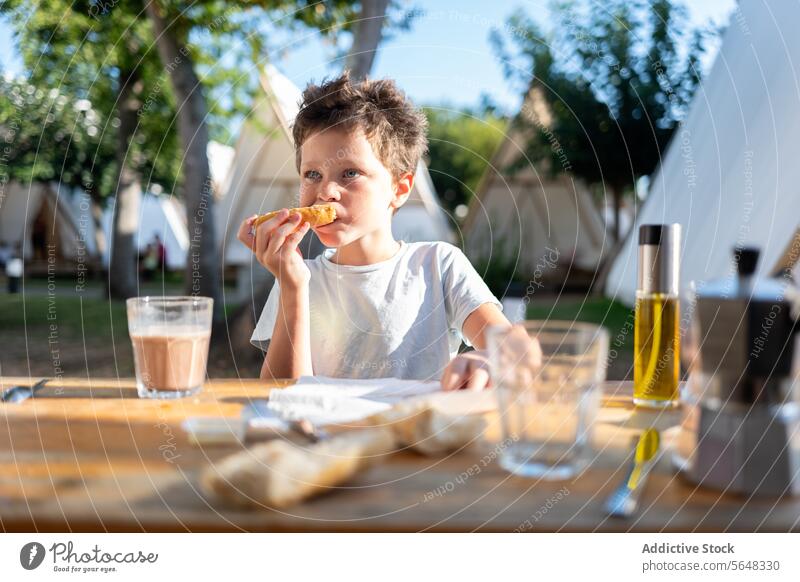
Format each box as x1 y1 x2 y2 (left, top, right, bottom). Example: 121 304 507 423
91 199 107 273
108 68 142 300
146 2 222 321
345 0 390 80
611 183 623 242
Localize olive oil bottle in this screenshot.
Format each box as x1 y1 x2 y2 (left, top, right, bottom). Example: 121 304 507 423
634 293 680 405
634 224 681 407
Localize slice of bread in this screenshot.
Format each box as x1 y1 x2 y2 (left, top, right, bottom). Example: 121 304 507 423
253 204 336 228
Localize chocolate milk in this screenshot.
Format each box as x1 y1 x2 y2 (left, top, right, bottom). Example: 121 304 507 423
131 328 210 392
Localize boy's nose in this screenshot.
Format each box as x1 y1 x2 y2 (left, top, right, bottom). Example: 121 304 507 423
319 182 342 202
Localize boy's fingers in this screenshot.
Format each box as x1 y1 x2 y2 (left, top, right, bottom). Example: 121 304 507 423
441 371 456 391
256 208 289 232
440 364 455 391
253 209 289 248
236 217 257 250
283 223 310 256
254 218 271 259
441 358 468 391
266 214 302 255
530 338 543 367
465 365 490 391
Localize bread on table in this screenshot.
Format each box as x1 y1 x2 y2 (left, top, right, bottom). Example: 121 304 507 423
367 401 487 456
201 403 486 509
201 426 395 509
253 204 336 228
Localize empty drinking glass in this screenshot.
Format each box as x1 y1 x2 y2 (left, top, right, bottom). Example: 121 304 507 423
488 321 609 480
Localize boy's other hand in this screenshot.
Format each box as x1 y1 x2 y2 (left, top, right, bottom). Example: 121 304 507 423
237 209 311 289
441 329 543 392
441 349 492 391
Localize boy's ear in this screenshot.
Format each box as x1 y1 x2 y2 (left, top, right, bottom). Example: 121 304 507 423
391 172 415 211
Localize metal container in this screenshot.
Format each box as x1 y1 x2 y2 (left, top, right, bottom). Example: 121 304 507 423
673 247 800 496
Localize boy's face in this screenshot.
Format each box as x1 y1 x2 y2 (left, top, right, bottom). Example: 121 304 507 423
298 127 412 248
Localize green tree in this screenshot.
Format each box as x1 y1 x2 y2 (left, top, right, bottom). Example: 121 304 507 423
0 75 114 273
2 0 373 309
344 0 417 79
0 76 116 198
1 0 182 298
424 104 507 215
491 0 711 240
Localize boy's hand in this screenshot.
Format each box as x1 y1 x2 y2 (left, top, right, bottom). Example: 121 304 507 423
441 349 492 391
237 209 311 289
441 328 543 392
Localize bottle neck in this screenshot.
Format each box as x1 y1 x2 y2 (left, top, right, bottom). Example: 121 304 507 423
638 242 679 295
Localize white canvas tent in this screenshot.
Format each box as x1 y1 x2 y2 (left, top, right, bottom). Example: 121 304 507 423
99 141 234 271
604 0 800 306
101 193 189 271
0 181 99 263
216 64 453 274
461 87 609 284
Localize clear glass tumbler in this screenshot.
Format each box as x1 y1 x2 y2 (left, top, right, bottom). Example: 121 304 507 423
488 321 609 480
126 296 213 399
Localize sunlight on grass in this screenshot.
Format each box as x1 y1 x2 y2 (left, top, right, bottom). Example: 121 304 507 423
527 296 636 366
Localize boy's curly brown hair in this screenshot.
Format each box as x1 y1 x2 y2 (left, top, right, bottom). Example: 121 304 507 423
292 72 428 181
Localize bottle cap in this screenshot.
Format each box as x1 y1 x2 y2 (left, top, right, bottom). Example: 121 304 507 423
638 223 681 295
734 246 760 277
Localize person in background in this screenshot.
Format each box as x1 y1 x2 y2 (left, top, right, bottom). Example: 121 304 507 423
0 242 9 271
6 243 23 294
142 243 158 282
154 234 167 271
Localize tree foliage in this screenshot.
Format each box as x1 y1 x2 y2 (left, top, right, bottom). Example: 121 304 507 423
1 0 182 201
491 0 713 237
0 76 116 196
424 104 507 214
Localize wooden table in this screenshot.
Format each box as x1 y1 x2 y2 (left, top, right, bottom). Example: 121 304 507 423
1 376 798 532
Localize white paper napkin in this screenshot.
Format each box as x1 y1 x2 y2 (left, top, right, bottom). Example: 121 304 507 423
265 376 442 425
184 377 497 445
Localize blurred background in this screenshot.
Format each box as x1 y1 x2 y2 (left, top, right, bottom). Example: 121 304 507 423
2 0 769 382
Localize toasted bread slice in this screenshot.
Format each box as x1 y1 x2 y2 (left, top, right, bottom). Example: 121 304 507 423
253 204 336 228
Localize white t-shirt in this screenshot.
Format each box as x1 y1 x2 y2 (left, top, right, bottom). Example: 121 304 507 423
251 241 501 381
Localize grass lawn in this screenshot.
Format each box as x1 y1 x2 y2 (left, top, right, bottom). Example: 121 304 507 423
0 294 128 337
0 292 135 378
527 296 635 380
0 279 244 379
0 283 636 381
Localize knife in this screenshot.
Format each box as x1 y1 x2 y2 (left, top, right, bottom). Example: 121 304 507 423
182 400 330 446
1 379 49 404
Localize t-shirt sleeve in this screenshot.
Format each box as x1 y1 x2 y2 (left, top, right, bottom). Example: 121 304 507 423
250 281 281 352
441 245 503 347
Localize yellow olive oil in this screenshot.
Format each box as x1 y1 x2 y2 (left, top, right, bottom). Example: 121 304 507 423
634 293 680 407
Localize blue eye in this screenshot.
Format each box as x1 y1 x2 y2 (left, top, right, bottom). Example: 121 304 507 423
304 170 321 180
344 169 360 179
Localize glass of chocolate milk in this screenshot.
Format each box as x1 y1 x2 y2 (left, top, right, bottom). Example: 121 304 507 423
126 296 213 399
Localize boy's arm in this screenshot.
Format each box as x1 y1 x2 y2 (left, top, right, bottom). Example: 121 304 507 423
236 209 313 381
461 303 511 350
261 284 313 380
441 303 509 391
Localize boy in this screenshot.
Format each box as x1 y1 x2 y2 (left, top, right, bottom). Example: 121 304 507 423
238 72 512 390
